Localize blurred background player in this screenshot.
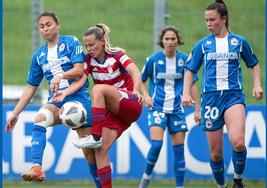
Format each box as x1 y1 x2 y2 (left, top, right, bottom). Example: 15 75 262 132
52 23 143 188
5 11 101 187
139 26 200 188
182 1 263 188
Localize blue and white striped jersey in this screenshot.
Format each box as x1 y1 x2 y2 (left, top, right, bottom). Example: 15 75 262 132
185 33 258 94
27 35 88 98
141 50 197 114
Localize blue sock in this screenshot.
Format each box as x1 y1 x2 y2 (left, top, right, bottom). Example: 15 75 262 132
144 140 163 175
173 144 185 187
210 159 225 186
89 163 101 188
232 148 247 175
31 125 47 165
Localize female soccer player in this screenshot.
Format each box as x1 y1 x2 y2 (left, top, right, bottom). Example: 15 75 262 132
138 26 200 188
5 11 101 187
53 23 142 188
182 1 263 188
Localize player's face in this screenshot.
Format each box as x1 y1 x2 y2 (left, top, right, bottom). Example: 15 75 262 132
83 34 105 60
204 10 226 36
162 31 178 53
38 16 59 42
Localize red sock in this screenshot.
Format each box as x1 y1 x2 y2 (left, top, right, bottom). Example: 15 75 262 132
91 107 108 136
97 166 112 188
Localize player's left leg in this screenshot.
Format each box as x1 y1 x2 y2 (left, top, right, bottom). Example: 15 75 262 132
171 132 186 188
224 104 246 188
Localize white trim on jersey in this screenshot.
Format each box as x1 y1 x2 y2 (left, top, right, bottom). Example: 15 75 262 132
47 45 69 89
90 58 117 67
119 54 130 65
92 68 121 81
113 80 125 88
215 37 229 90
162 56 176 113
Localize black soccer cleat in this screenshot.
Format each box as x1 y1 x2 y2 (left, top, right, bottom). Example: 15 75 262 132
232 178 245 188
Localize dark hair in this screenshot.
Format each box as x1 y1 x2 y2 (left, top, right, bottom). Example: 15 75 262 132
38 11 59 24
206 0 229 29
158 25 184 48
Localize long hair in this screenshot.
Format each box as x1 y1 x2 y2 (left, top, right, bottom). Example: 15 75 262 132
83 23 123 53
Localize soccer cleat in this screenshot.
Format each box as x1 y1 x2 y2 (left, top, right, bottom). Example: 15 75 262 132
232 178 245 188
21 165 45 182
139 174 151 188
73 135 102 149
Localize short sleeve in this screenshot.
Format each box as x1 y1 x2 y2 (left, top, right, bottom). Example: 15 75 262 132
26 53 43 86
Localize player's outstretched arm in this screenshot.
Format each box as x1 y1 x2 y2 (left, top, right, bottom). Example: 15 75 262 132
5 84 37 132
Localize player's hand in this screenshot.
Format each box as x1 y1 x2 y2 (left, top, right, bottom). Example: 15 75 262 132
50 74 62 93
52 91 66 102
144 95 153 108
194 111 201 125
132 91 143 104
5 113 19 132
181 94 195 106
252 86 264 101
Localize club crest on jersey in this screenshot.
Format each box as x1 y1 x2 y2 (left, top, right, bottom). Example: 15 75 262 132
107 65 113 73
59 43 65 52
205 119 212 129
231 38 239 46
178 58 184 66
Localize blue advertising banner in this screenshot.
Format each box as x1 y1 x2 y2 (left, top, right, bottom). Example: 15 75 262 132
2 105 266 180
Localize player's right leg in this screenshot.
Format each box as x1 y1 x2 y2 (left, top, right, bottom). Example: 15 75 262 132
21 104 60 182
139 125 165 188
206 129 227 188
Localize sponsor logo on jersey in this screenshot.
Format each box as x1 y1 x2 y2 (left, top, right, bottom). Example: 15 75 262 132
157 73 182 80
231 38 239 46
43 56 71 72
206 52 238 61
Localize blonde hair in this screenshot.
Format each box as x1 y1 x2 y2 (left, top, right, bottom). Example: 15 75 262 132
83 23 124 53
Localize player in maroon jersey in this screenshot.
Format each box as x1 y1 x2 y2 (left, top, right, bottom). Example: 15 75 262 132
52 23 142 188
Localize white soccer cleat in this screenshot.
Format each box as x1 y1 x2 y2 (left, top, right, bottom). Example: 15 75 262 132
73 135 102 149
139 173 151 188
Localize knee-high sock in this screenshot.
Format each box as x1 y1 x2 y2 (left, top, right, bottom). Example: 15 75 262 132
97 165 112 188
173 144 185 187
31 125 47 165
89 163 101 188
232 148 247 178
91 107 107 137
144 140 163 176
210 159 225 186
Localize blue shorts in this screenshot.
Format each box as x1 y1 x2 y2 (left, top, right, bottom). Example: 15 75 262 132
148 110 188 134
201 90 245 131
48 91 92 128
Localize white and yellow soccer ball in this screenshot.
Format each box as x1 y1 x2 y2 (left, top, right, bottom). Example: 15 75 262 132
59 101 87 129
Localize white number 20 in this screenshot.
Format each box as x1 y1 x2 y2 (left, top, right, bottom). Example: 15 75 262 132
204 106 219 120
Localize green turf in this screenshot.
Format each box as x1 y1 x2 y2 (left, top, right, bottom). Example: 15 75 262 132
3 0 265 104
3 180 266 188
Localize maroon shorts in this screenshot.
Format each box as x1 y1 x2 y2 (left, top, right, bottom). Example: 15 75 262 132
92 91 142 136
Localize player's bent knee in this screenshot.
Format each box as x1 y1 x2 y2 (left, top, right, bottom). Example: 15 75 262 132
35 108 54 128
210 153 223 162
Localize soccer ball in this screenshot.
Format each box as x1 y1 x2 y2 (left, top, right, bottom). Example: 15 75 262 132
59 101 87 129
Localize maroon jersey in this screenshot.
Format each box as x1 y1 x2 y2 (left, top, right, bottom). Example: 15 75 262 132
84 50 134 92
